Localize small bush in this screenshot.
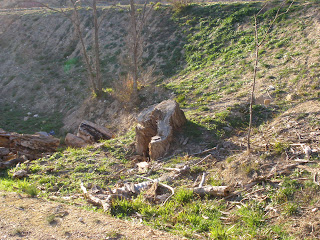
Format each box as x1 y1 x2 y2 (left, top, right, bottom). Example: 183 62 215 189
282 202 299 216
46 214 56 224
272 178 299 203
174 188 194 204
19 180 38 197
112 75 135 105
111 198 135 217
168 0 192 12
237 202 265 229
210 225 230 240
273 141 289 155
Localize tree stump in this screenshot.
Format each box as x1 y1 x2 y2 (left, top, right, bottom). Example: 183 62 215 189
136 100 186 160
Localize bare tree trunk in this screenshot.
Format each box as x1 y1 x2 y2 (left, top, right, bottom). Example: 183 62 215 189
31 0 105 97
93 0 102 96
246 0 294 153
71 0 97 94
129 0 139 102
247 17 259 153
125 0 154 105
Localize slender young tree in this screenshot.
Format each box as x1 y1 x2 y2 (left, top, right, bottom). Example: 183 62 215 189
126 0 154 103
30 0 107 97
247 0 294 153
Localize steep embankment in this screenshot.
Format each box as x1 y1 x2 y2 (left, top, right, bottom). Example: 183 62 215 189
165 2 320 134
1 2 319 137
0 5 185 134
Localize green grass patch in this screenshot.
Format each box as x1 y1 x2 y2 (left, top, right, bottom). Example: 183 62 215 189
0 103 63 135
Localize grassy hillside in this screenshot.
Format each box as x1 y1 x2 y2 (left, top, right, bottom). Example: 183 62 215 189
1 1 320 239
166 1 319 136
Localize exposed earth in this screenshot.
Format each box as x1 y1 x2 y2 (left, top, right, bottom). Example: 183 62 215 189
0 191 183 240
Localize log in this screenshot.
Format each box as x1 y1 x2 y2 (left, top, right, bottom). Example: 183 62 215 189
65 133 88 148
193 185 231 197
136 100 186 160
77 120 113 143
0 131 60 160
11 133 60 159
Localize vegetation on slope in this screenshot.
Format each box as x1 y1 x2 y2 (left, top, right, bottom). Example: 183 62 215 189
165 1 319 137
0 1 320 239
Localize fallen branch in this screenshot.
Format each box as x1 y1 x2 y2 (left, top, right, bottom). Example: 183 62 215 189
198 172 207 188
314 172 320 186
80 182 131 211
191 148 216 156
193 185 231 197
163 165 190 174
191 154 212 167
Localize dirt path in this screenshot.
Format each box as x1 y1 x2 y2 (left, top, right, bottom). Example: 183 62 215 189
0 191 184 240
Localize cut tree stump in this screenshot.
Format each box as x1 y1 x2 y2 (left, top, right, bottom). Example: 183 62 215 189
77 120 113 143
136 100 186 160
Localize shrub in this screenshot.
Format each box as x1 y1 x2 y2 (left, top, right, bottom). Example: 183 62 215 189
174 188 194 204
273 141 289 155
168 0 192 12
112 74 135 104
282 202 299 216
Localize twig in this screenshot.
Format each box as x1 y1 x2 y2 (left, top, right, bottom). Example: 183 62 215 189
191 154 212 167
192 174 201 187
294 159 316 164
191 147 216 156
314 172 320 186
226 162 305 199
198 172 207 188
258 0 295 47
163 165 190 173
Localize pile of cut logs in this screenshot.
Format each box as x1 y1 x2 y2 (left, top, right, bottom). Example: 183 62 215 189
0 129 60 169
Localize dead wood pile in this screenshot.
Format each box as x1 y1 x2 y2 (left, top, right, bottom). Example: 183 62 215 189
0 129 60 169
81 155 231 211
